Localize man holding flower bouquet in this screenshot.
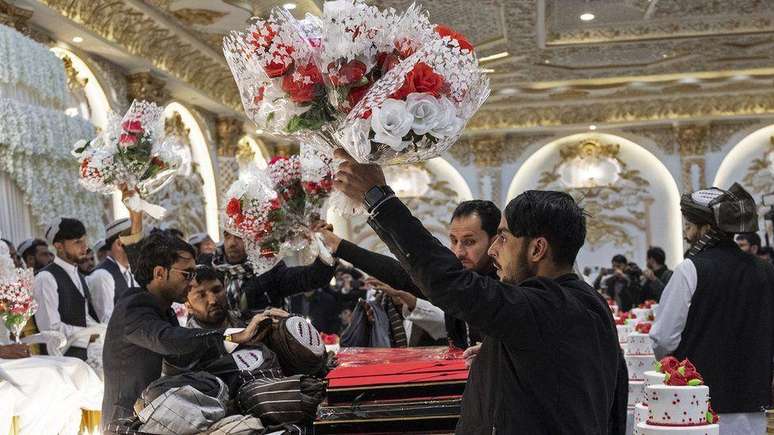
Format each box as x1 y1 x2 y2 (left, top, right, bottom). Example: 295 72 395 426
333 149 628 435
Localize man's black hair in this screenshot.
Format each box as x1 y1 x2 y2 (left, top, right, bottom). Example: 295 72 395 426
134 231 197 288
1 238 12 250
53 218 86 244
735 232 761 249
504 190 586 267
646 247 666 266
451 200 501 238
758 246 774 257
194 264 223 284
165 228 185 240
20 239 47 258
612 254 628 265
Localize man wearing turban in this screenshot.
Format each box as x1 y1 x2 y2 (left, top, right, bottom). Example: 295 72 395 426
650 183 774 434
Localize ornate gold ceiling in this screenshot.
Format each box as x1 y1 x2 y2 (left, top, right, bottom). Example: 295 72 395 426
15 0 774 132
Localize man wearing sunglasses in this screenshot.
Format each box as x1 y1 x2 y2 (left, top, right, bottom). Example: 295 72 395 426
101 229 268 428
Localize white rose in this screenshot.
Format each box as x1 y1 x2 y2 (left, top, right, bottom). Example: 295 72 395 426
429 96 464 138
371 98 414 151
405 93 443 136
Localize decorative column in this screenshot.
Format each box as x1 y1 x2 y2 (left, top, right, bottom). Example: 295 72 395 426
126 71 169 105
452 134 508 203
215 116 242 196
676 124 709 193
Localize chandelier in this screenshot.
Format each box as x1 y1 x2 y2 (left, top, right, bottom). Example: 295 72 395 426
557 140 622 189
384 165 431 198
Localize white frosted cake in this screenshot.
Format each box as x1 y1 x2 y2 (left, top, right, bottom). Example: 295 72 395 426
631 307 651 322
635 359 719 434
626 354 656 381
617 323 632 344
626 332 653 355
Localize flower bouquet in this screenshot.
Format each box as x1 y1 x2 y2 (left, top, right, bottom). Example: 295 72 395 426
0 234 36 343
72 100 186 218
223 9 336 136
223 144 335 273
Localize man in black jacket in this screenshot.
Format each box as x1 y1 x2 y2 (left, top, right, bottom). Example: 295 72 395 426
213 229 335 314
333 149 627 434
101 231 266 427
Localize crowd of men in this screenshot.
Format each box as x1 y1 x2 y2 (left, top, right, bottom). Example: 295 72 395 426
0 150 771 434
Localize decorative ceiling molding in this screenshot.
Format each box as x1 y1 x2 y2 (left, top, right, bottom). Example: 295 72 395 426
127 71 169 105
38 0 241 112
467 91 774 131
0 0 33 34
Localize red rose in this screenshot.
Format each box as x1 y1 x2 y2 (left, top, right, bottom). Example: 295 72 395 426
346 84 371 112
635 322 651 334
377 52 400 74
226 198 242 216
265 59 292 78
80 158 91 177
260 247 276 258
253 86 266 105
434 24 474 52
666 371 688 386
658 356 680 373
330 59 367 86
269 155 288 165
282 63 323 103
320 177 333 191
390 62 444 100
122 119 143 134
235 214 245 226
394 38 416 58
119 133 138 146
680 359 696 372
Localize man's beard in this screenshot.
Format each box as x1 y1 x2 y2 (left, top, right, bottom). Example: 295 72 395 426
62 250 85 265
504 244 535 284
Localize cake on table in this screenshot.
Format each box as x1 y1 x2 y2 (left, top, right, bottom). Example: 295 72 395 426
635 357 719 434
624 322 656 409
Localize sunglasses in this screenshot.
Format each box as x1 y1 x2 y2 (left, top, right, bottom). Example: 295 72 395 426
170 267 197 282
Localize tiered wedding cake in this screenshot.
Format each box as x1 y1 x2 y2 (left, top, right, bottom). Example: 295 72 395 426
635 358 719 434
624 322 656 407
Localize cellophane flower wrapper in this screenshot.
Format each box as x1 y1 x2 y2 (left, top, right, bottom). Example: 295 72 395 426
223 153 334 274
0 233 36 342
327 21 489 214
224 9 338 137
71 100 185 218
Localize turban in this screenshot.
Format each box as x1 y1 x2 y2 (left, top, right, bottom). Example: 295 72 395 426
680 183 758 233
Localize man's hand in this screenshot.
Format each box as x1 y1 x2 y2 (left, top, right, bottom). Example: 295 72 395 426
462 343 481 368
367 277 417 311
362 301 375 323
231 314 272 345
262 307 290 323
333 149 386 202
311 221 342 253
642 268 656 282
121 185 143 235
0 343 30 359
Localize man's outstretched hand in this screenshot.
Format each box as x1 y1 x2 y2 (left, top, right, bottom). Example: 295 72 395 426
333 149 386 202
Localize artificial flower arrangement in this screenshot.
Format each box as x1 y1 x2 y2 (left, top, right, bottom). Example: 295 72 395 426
223 143 335 273
72 100 186 218
224 0 490 214
0 234 36 343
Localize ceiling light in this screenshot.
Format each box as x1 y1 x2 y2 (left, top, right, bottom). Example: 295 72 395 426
283 3 297 10
544 59 551 64
481 68 495 73
72 36 83 43
589 125 597 131
579 13 595 21
479 51 509 63
255 129 264 134
499 88 518 96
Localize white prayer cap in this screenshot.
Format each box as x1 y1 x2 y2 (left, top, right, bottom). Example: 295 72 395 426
44 218 64 245
17 239 35 257
188 232 210 246
93 238 106 252
105 218 131 241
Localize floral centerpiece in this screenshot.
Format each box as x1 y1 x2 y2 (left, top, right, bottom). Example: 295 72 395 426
72 100 186 218
223 143 335 273
0 234 36 343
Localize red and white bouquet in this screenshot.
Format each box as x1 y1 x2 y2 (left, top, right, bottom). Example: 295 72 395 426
0 235 36 343
223 143 335 273
223 10 335 136
72 100 187 218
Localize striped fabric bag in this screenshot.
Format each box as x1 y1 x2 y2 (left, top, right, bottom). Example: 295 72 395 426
236 375 326 426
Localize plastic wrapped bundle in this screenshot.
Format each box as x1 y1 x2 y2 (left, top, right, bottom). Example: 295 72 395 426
237 374 327 426
72 100 188 218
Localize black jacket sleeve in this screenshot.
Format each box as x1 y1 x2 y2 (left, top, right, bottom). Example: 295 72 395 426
123 297 226 356
246 258 336 308
335 239 422 296
367 197 541 345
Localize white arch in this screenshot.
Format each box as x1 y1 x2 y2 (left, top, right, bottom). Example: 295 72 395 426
507 133 683 268
163 102 220 241
238 135 268 170
713 124 774 188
